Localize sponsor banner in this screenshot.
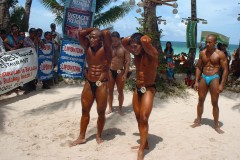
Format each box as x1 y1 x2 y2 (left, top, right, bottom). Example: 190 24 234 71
200 31 230 46
63 8 93 40
58 40 85 78
38 43 54 80
69 0 93 11
0 47 38 95
186 21 197 48
62 0 97 40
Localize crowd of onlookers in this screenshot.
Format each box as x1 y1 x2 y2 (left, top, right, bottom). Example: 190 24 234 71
0 23 62 95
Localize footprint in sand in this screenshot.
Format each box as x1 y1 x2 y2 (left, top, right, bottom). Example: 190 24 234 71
209 138 216 142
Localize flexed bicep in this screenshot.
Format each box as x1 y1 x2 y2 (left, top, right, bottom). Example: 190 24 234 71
141 35 158 59
102 30 112 62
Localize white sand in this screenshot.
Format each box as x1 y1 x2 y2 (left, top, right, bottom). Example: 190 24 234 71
0 80 240 160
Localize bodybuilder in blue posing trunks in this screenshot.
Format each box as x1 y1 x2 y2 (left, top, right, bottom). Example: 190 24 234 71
191 34 228 134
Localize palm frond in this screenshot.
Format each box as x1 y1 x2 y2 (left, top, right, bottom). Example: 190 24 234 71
94 1 132 27
95 0 112 14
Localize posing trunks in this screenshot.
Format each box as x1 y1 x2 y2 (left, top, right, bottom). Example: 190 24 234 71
201 73 220 86
136 84 156 96
110 69 123 80
86 79 108 94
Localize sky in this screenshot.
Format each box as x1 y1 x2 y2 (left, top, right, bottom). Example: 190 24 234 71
18 0 240 45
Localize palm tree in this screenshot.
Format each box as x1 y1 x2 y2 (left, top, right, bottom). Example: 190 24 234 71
39 0 132 28
22 0 33 31
0 0 19 31
9 6 25 31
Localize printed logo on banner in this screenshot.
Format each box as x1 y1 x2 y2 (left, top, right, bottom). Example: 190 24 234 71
41 44 52 55
40 60 53 74
58 40 85 78
69 0 93 11
63 43 84 57
38 43 54 80
60 61 82 74
63 8 92 40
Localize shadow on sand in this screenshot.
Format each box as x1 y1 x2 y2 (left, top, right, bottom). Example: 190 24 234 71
85 128 126 142
232 103 240 113
201 118 224 128
133 132 163 157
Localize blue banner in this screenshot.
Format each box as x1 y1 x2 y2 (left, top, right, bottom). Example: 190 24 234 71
58 40 85 78
38 43 54 80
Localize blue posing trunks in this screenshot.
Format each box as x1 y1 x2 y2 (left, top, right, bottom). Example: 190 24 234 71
201 73 220 86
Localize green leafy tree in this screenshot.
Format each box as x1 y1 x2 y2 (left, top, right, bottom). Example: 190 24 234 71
0 0 18 30
39 0 132 27
9 6 25 31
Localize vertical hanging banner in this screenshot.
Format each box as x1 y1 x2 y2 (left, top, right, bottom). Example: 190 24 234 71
58 40 85 78
63 8 93 40
60 0 96 78
186 21 197 48
63 0 97 41
38 43 54 80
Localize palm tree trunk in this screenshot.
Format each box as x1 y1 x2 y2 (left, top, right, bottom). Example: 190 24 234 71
143 0 162 54
22 0 32 32
0 0 10 31
186 0 197 67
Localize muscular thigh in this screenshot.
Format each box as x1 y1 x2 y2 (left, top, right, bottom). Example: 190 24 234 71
198 78 208 101
132 90 141 118
140 89 155 118
95 83 108 114
116 73 125 93
209 78 220 104
81 82 95 112
108 71 116 91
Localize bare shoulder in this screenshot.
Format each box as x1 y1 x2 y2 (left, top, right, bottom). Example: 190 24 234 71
199 49 206 58
216 49 225 58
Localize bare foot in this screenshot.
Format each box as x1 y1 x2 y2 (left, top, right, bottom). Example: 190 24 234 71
96 135 103 144
190 119 201 128
137 150 144 160
190 123 201 128
105 109 112 115
215 127 224 134
69 138 86 147
118 107 124 116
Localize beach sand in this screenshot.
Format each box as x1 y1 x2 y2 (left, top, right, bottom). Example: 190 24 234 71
0 78 240 160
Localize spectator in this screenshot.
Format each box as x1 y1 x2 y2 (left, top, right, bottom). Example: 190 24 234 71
230 51 240 81
50 23 62 46
0 29 6 54
4 24 24 51
41 31 53 89
23 28 38 94
164 41 175 81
